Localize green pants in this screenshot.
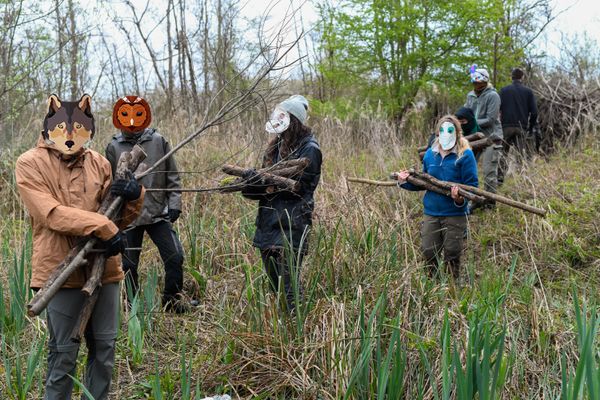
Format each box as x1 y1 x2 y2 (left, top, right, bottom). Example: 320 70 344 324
481 142 502 194
44 283 119 400
421 215 467 278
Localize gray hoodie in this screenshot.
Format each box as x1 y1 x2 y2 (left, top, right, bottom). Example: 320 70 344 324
105 128 182 226
464 85 503 140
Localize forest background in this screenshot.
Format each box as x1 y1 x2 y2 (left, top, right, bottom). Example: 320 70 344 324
1 0 600 399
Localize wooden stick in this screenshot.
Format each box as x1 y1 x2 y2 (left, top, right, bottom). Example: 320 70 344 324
412 170 547 216
70 255 105 343
265 158 310 172
222 164 300 192
68 151 148 339
406 170 486 203
81 254 106 297
346 177 397 186
260 165 305 178
469 137 492 152
27 239 99 316
347 176 471 202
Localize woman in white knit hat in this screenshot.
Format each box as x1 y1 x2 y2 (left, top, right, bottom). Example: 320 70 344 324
241 95 322 312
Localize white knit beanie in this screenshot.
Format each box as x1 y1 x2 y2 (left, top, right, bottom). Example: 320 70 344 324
278 95 309 125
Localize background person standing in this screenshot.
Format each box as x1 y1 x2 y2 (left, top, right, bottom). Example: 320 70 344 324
106 96 190 313
464 66 503 208
498 67 539 185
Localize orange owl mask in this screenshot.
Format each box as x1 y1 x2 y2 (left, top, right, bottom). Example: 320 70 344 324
112 96 152 134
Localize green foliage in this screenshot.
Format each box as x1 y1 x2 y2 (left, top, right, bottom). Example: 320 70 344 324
2 334 45 400
1 231 32 336
315 0 546 120
560 290 600 400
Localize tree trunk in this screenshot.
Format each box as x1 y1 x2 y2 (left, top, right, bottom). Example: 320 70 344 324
68 0 78 99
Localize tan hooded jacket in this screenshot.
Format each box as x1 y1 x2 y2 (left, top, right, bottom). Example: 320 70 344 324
15 137 145 288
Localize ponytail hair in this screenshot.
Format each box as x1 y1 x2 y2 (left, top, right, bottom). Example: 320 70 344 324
433 114 470 159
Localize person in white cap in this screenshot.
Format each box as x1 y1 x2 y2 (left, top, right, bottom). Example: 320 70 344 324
464 65 503 208
241 95 322 312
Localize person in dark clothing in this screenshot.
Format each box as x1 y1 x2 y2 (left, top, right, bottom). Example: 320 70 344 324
242 95 322 312
454 106 480 136
105 96 190 313
498 68 539 185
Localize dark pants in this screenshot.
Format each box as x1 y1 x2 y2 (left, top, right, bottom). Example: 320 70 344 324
421 215 467 279
260 247 304 311
498 126 526 185
44 284 119 400
123 220 184 302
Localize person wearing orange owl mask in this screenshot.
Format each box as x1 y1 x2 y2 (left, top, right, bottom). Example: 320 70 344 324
106 96 193 313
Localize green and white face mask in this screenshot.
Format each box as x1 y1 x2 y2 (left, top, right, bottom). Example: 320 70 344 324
439 121 457 150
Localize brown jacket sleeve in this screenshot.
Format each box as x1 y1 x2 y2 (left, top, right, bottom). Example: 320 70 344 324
16 155 118 240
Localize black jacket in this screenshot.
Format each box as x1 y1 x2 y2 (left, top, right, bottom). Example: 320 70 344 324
242 134 322 251
499 80 538 130
106 128 182 226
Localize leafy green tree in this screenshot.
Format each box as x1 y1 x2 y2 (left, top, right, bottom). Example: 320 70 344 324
315 0 552 123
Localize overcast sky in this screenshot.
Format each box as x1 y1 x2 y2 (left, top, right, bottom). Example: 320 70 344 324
242 0 599 57
543 0 600 58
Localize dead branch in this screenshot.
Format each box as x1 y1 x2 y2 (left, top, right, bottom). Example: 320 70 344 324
411 170 547 216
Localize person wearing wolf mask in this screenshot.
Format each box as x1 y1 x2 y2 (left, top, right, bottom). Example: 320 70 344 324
15 94 145 400
105 95 192 313
241 95 322 312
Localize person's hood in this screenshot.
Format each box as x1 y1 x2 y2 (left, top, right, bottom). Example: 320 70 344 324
36 134 89 165
455 107 477 134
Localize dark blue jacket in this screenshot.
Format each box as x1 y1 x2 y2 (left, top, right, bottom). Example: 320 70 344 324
499 80 538 131
242 135 322 251
401 147 478 216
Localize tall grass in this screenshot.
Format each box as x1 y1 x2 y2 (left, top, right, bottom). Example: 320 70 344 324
0 115 599 398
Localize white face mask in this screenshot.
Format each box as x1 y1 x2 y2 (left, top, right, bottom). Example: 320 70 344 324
439 121 457 150
265 108 290 135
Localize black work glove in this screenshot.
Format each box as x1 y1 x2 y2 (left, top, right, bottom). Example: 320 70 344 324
168 208 181 223
241 168 261 184
101 232 125 257
110 171 142 201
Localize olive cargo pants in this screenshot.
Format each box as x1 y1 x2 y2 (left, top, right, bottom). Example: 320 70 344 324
421 215 468 278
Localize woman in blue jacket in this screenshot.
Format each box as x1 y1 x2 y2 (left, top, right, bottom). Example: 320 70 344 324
394 115 478 279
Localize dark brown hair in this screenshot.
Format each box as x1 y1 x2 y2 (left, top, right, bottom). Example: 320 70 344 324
262 114 311 167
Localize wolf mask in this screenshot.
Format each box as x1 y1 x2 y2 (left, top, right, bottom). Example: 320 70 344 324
42 94 95 156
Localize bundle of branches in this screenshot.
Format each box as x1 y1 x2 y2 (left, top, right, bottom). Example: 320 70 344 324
418 132 489 159
27 146 147 342
220 158 310 193
347 168 546 217
530 72 600 153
